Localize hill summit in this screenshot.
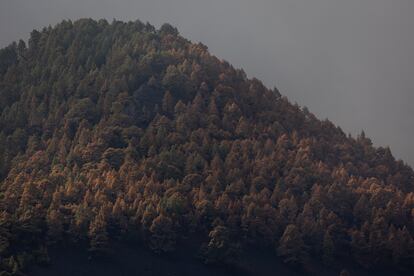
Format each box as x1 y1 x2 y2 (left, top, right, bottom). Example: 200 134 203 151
0 19 413 275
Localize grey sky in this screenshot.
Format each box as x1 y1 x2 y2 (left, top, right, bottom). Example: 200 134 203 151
1 0 414 166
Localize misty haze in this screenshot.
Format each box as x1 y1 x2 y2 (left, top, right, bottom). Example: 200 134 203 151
1 1 414 276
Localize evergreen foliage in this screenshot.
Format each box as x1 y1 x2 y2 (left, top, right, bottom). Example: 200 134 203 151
0 18 413 274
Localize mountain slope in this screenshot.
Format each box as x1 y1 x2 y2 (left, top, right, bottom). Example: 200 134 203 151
0 19 413 275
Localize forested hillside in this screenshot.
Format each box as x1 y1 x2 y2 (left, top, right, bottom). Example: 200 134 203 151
0 19 413 275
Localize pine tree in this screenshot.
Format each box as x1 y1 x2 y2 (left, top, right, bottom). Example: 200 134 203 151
88 208 109 256
323 230 335 265
0 212 11 255
162 90 175 115
202 224 241 264
277 224 306 265
149 214 176 253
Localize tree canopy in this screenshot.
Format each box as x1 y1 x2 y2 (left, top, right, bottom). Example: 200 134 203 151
0 18 413 275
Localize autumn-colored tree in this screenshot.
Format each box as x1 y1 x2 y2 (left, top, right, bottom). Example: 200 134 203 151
162 90 175 115
277 224 306 265
88 208 109 255
46 209 64 242
202 224 242 264
0 212 11 255
149 214 176 253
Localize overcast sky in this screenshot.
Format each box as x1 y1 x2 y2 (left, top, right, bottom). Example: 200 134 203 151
1 0 413 165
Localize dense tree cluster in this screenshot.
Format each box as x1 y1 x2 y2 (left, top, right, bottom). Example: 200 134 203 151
0 19 414 275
